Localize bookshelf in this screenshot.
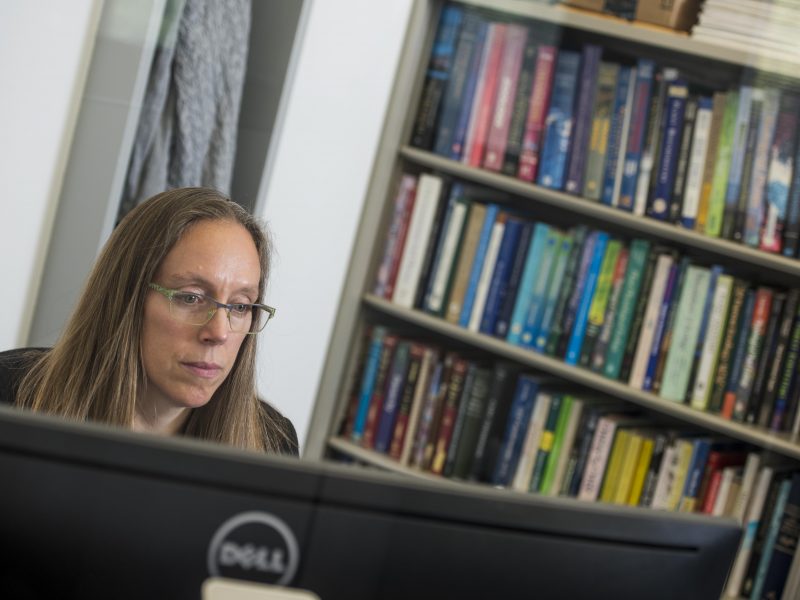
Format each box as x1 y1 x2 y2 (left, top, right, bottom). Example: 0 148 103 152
307 1 800 596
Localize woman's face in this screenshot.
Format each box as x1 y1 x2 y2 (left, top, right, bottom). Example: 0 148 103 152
140 219 261 413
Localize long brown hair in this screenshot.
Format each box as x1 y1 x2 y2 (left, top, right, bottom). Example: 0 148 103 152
16 188 289 452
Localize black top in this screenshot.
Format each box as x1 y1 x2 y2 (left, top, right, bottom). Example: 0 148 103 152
0 347 298 456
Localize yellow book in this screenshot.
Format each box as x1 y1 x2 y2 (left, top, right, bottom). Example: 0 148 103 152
613 432 644 505
627 436 655 506
666 439 694 511
599 429 630 503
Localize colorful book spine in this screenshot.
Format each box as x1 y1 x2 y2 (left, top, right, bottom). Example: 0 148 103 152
743 89 780 247
492 374 543 486
442 362 478 478
374 174 418 299
782 133 800 258
617 59 655 211
564 44 603 196
600 65 634 205
643 256 684 391
479 216 524 335
351 327 388 442
534 231 575 353
649 81 688 220
372 341 412 453
539 395 575 495
459 203 500 327
757 472 800 599
680 96 713 229
519 228 562 348
589 245 630 372
410 5 465 150
430 356 469 475
704 91 740 237
677 437 712 512
399 347 438 466
388 343 426 459
423 191 470 315
771 298 800 431
719 288 757 419
537 50 582 190
530 394 567 493
557 231 601 359
517 45 558 182
707 279 749 413
467 212 507 332
445 202 487 324
577 237 622 367
720 86 755 240
758 289 800 428
583 62 620 201
501 33 539 176
668 96 698 222
750 477 794 600
493 221 534 338
512 390 552 492
506 222 550 345
695 92 728 233
731 287 774 422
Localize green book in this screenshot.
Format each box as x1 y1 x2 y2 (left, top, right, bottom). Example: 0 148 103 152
449 366 493 479
545 226 589 356
529 394 564 493
659 265 712 402
603 239 651 380
579 238 623 367
704 91 740 237
539 395 575 495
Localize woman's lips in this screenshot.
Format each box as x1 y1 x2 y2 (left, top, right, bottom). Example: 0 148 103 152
182 361 222 379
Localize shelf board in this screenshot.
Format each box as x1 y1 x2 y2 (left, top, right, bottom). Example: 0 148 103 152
363 293 800 461
399 146 800 281
461 0 800 79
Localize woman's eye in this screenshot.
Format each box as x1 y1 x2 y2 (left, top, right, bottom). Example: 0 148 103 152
230 303 249 315
176 293 203 305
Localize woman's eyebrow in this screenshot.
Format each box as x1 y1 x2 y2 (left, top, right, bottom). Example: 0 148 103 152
168 273 258 297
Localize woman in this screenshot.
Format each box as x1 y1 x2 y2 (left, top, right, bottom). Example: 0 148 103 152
0 187 297 455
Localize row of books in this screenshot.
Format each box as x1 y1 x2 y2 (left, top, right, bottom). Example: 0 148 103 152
411 3 800 257
339 325 800 600
374 171 800 434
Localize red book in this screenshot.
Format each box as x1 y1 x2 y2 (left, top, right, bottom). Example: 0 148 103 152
361 335 399 448
697 449 747 513
464 23 508 168
379 176 418 299
517 45 557 182
429 357 469 475
482 23 528 172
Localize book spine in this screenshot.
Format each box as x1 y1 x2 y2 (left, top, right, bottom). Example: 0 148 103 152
511 390 551 492
770 299 800 431
567 408 602 497
399 347 438 466
529 394 565 493
677 438 712 512
720 86 755 240
501 33 538 176
627 434 654 506
483 24 528 171
445 202 486 324
708 280 749 413
413 179 453 310
536 50 581 190
747 291 786 425
743 89 780 247
759 472 800 599
424 192 469 314
589 245 630 372
449 367 493 479
448 19 489 161
459 23 500 164
556 230 600 359
459 204 500 327
579 238 623 367
617 59 655 211
442 362 478 477
430 357 469 475
680 96 713 229
492 375 540 486
719 288 757 419
758 289 800 428
668 96 697 222
373 341 412 453
564 44 603 195
534 231 575 352
583 62 620 202
578 416 619 501
506 222 550 345
618 248 660 382
388 343 426 459
517 46 558 182
649 81 688 220
600 65 633 205
704 91 740 237
375 175 418 299
731 287 774 422
519 228 562 348
641 256 684 391
544 227 589 356
351 327 388 442
467 212 507 331
731 92 765 244
493 221 534 338
410 5 464 150
782 132 800 258
480 217 524 335
540 395 576 495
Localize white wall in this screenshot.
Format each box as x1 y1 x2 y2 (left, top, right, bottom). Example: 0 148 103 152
0 1 102 349
254 0 414 452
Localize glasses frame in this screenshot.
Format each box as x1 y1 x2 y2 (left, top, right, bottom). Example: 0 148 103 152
148 283 276 334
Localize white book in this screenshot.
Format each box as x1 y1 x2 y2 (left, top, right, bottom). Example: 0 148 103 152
391 173 444 308
511 391 552 492
578 415 631 502
399 347 437 466
610 66 637 208
425 199 469 313
732 451 763 524
628 252 675 389
547 397 585 497
690 274 733 410
467 214 506 332
460 23 499 165
725 465 775 598
680 99 713 226
711 465 739 517
650 441 679 511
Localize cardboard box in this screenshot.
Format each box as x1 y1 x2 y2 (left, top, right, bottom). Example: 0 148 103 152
634 0 702 31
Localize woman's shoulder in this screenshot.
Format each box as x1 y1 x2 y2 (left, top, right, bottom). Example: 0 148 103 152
0 347 48 405
259 400 300 457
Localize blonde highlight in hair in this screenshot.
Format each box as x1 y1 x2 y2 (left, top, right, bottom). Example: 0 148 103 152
17 188 288 453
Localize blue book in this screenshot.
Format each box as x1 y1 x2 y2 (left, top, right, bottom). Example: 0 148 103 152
642 256 687 391
564 44 603 196
750 477 795 600
433 11 485 157
721 85 754 238
491 374 543 487
757 472 800 599
520 228 562 348
537 51 581 190
534 230 576 353
724 288 757 406
494 221 534 338
556 231 599 359
373 341 412 453
351 327 388 441
649 81 688 220
410 4 465 149
480 217 525 335
459 203 500 327
601 66 634 205
617 59 656 211
506 222 550 346
678 437 712 507
564 232 609 365
449 19 489 161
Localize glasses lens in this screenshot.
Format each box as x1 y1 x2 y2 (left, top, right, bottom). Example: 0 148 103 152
170 292 215 325
227 304 254 334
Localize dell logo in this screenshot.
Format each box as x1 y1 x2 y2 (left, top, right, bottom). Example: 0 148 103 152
208 511 299 586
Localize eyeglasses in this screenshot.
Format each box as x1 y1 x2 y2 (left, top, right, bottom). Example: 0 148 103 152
148 283 276 334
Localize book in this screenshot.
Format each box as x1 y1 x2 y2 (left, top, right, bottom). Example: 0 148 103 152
617 59 655 212
578 414 643 502
733 452 764 524
626 431 655 506
614 430 646 505
747 290 787 425
696 447 747 514
680 264 722 404
492 374 546 486
519 227 563 348
446 366 493 479
760 471 800 600
445 202 487 324
430 356 470 475
578 238 623 368
423 189 470 315
462 23 508 168
689 273 734 411
442 362 480 478
540 394 578 496
565 402 626 497
680 96 713 229
677 437 713 512
534 230 576 353
638 431 669 508
468 362 521 482
649 437 680 510
544 226 589 356
412 178 453 310
659 265 712 402
761 93 800 253
467 211 507 332
704 90 740 237
583 61 619 201
392 173 444 308
479 216 526 335
459 203 500 327
770 296 800 431
433 10 486 158
708 279 750 413
718 287 757 418
493 220 534 338
511 389 552 492
588 245 630 372
599 427 632 503
668 96 697 222
536 50 581 190
417 353 456 471
483 23 528 172
783 134 800 258
529 393 568 493
388 343 427 460
501 32 539 176
722 86 758 240
399 347 439 466
557 230 602 359
600 65 634 206
351 327 389 443
410 5 465 150
649 80 689 220
374 175 417 299
517 45 558 182
373 340 412 453
618 247 661 383
506 221 550 346
731 286 774 422
710 466 739 516
649 257 690 393
564 44 603 196
695 91 728 232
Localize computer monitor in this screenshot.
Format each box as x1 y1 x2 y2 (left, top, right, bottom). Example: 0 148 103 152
0 404 739 599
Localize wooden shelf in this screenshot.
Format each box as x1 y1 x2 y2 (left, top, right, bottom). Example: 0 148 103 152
461 0 800 79
362 293 800 461
399 146 800 282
